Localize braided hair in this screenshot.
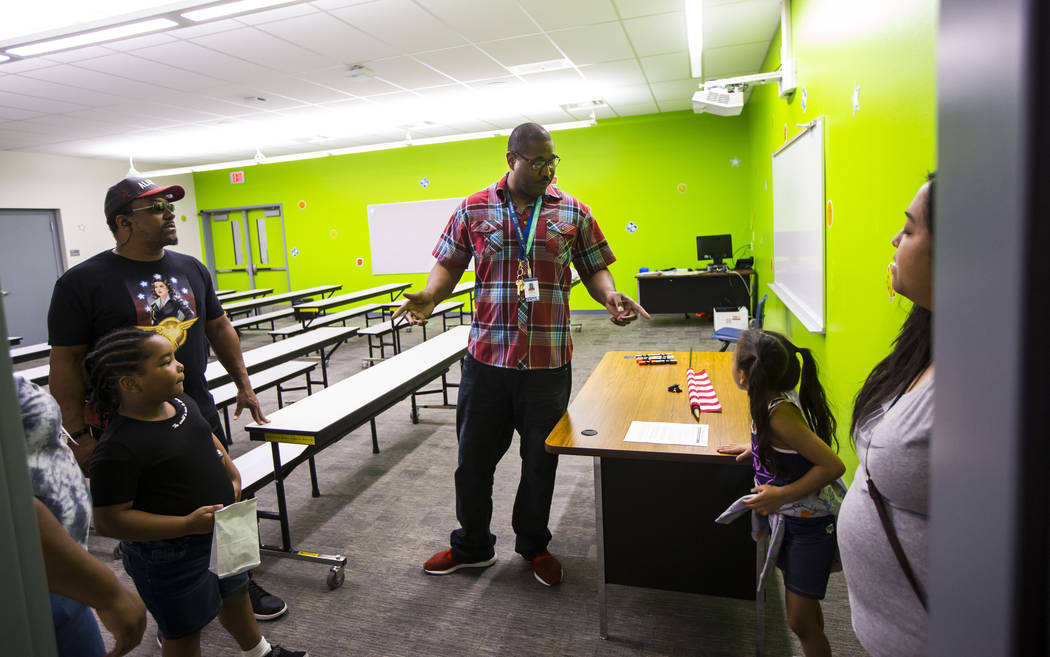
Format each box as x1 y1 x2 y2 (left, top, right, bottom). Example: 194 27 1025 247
735 329 838 476
83 327 156 421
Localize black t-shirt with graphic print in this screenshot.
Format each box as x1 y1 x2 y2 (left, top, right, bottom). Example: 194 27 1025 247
48 250 223 417
89 394 234 516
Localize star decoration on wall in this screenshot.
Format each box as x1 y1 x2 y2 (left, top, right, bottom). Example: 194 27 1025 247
730 157 741 167
420 177 430 188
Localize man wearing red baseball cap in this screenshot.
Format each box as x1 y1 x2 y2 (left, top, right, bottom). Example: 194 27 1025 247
46 176 290 623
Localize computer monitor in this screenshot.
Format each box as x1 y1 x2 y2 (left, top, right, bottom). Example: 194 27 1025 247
697 234 733 268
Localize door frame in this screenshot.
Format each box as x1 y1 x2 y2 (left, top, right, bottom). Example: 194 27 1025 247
199 203 291 291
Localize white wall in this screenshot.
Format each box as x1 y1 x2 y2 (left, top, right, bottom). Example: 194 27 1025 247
0 151 201 270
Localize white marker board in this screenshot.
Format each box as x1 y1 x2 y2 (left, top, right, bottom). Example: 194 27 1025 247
768 117 825 333
367 197 468 275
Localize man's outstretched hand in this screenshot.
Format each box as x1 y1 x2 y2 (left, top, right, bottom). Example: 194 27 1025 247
391 290 436 326
603 291 650 326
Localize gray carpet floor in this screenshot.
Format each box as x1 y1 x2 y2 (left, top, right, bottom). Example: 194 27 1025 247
82 311 868 657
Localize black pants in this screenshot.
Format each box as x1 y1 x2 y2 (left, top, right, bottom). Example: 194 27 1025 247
450 355 572 562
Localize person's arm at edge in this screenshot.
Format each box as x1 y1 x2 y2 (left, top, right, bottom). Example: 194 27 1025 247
580 268 650 326
392 260 465 325
35 499 146 657
204 315 267 424
48 345 95 467
94 500 222 542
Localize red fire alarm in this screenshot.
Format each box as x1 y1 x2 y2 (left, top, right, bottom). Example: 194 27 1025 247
230 171 245 184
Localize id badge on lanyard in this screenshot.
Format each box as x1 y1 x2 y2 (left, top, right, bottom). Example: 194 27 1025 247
510 190 542 302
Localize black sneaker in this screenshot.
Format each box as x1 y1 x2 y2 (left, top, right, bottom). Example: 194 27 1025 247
248 574 288 621
265 645 308 657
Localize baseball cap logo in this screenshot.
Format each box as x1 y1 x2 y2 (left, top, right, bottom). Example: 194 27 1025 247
136 178 154 189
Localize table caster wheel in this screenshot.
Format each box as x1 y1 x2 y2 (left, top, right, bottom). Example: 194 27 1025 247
327 565 345 590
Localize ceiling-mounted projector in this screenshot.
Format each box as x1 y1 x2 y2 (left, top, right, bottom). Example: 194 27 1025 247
691 63 796 117
692 87 744 116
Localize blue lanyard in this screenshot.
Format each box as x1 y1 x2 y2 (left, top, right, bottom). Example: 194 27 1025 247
507 186 542 262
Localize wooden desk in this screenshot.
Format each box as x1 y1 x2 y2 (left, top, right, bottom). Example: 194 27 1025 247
546 351 761 647
635 269 755 316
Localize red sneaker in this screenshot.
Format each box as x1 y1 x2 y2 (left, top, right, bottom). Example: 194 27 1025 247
530 551 564 586
423 549 497 575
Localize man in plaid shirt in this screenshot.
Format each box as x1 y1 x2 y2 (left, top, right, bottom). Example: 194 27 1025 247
394 123 648 587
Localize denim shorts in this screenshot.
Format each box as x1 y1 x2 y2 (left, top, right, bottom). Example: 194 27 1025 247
50 593 105 657
776 515 837 600
120 533 249 640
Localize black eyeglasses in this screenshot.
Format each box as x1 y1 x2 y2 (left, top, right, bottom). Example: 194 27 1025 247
130 200 175 214
513 152 561 172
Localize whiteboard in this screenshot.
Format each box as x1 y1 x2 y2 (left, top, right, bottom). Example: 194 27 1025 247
768 117 825 333
367 197 469 275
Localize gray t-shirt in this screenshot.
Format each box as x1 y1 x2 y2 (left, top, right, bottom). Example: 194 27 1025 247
838 374 933 657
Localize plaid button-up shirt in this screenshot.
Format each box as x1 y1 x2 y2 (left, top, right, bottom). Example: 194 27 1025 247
433 176 616 370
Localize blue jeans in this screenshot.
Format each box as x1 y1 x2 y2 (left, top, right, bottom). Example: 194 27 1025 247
50 593 105 657
450 355 572 562
120 534 249 640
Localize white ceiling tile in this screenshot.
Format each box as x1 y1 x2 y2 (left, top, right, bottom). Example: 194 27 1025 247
166 20 248 41
119 99 238 123
76 53 227 92
613 0 682 19
0 128 53 149
66 106 179 128
478 35 561 68
234 3 322 25
0 89 87 113
466 75 520 90
0 105 43 120
415 46 509 83
101 32 179 52
565 105 614 121
23 65 176 100
14 115 124 139
521 108 574 124
704 0 780 49
329 0 467 52
0 75 122 107
623 12 687 57
190 28 332 74
640 52 692 82
598 82 653 105
655 97 692 111
367 56 455 89
518 0 619 31
0 58 60 73
415 0 534 42
253 12 397 61
519 68 586 89
579 59 646 88
703 41 769 78
239 75 353 103
37 46 117 63
549 22 634 66
132 41 277 85
649 78 698 102
303 66 404 96
441 118 500 133
309 0 377 9
606 99 658 115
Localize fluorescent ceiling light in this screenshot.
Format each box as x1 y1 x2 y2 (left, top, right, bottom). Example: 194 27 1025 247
7 18 178 56
507 58 574 76
139 120 595 177
0 55 9 63
181 0 298 22
684 0 703 79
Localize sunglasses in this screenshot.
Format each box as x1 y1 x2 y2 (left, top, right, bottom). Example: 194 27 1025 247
512 152 561 172
129 200 176 214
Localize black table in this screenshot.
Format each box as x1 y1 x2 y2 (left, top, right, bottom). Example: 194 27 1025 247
636 269 755 316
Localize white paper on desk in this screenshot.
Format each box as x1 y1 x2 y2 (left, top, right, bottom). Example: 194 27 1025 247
623 421 708 446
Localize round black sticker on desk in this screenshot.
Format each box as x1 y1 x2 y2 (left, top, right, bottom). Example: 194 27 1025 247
581 429 598 436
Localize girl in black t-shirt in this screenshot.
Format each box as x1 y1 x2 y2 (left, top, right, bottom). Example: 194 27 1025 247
86 328 306 657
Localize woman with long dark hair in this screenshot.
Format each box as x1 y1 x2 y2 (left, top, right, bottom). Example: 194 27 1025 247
837 173 935 657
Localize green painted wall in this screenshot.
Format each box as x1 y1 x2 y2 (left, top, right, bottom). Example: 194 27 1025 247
745 0 937 479
192 111 752 309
